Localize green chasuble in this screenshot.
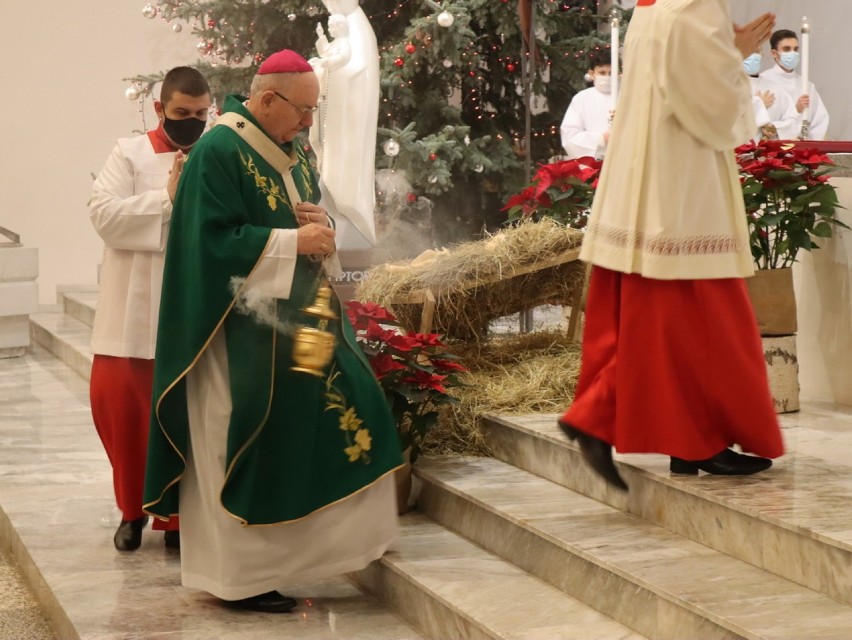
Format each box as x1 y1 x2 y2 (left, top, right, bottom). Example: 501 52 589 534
143 96 402 525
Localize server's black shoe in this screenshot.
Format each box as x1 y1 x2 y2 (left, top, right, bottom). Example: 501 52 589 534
558 420 629 491
114 516 148 551
670 448 772 475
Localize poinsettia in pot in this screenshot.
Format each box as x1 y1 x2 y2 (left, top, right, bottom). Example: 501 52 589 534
502 156 603 229
735 139 847 336
344 300 466 512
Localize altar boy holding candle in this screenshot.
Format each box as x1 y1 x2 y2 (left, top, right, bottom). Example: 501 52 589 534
759 28 830 140
560 50 615 160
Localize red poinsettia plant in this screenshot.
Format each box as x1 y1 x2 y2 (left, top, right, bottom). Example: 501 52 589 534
345 300 466 464
502 156 603 228
735 140 847 269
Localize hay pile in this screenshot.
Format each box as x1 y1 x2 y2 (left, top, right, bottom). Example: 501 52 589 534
421 330 583 457
357 219 586 341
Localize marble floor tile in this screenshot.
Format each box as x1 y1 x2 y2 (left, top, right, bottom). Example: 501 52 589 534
0 345 423 640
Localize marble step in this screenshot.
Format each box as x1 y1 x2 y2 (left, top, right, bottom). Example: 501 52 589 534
1 343 427 640
481 413 852 608
61 290 97 328
415 455 852 640
29 311 93 382
352 514 645 640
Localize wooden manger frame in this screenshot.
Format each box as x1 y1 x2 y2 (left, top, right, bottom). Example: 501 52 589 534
386 247 590 342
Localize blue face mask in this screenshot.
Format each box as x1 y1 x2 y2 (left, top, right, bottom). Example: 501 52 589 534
743 53 762 76
779 51 800 71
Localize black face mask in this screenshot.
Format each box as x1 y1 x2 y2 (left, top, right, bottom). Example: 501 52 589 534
162 115 206 147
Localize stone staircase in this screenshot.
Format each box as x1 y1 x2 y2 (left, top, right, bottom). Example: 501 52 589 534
24 290 852 638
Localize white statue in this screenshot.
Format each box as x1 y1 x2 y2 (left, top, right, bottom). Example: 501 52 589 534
308 0 380 250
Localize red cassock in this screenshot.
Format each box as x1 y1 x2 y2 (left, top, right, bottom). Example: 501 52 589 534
90 356 178 531
561 266 785 461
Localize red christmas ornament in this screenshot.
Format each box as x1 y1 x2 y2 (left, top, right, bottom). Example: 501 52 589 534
405 43 417 54
506 63 516 72
394 57 404 67
406 192 417 203
429 153 438 161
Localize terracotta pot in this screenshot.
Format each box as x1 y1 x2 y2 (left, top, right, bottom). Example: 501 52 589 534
746 267 797 336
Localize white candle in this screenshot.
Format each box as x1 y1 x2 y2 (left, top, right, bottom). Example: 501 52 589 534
801 17 810 103
610 9 620 106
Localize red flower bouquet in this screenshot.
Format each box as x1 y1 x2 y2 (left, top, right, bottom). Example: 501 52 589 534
735 140 847 269
502 156 602 229
345 300 466 463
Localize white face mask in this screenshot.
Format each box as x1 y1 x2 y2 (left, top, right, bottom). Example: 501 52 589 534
779 51 801 71
743 53 762 77
594 75 612 94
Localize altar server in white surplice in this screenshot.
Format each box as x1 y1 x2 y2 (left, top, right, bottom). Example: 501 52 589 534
558 0 784 491
743 49 798 140
560 51 615 160
89 67 210 552
759 29 830 140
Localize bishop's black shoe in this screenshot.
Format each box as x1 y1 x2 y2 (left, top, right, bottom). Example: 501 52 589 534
670 448 772 476
113 516 148 551
163 530 180 549
227 591 297 614
558 420 629 492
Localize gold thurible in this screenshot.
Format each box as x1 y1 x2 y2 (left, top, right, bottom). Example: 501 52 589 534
291 280 338 377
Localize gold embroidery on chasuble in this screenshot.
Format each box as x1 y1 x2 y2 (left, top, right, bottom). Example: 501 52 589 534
238 147 288 212
324 367 373 464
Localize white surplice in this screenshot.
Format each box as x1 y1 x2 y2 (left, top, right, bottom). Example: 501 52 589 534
179 229 398 601
759 64 830 140
560 86 614 159
89 134 173 359
749 76 800 141
580 0 756 280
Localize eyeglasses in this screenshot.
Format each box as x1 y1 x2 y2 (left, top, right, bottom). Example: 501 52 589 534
272 91 318 118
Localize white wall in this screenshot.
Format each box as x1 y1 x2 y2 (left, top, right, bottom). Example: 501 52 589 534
0 2 199 304
730 0 851 141
794 176 852 406
2 1 850 306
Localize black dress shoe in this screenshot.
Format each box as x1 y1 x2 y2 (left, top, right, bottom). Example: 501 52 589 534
670 448 772 476
163 530 180 549
227 591 297 614
114 516 148 551
558 420 629 491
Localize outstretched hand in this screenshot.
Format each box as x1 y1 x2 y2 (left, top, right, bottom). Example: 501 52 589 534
734 13 776 58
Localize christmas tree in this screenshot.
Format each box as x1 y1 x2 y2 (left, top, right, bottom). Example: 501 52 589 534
133 0 620 246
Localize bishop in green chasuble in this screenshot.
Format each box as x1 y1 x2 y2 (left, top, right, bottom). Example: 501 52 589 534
143 80 402 600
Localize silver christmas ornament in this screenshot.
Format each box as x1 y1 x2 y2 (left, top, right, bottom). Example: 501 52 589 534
287 13 296 21
172 23 183 32
437 10 455 27
428 175 439 184
474 164 484 173
442 58 453 68
142 3 157 19
382 139 401 157
125 85 141 101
